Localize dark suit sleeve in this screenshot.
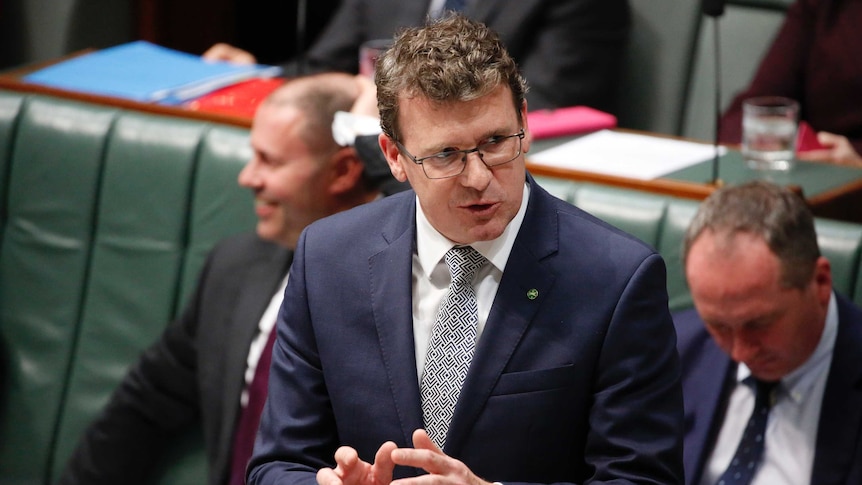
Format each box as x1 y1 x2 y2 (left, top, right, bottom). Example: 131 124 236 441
511 0 629 111
57 255 214 485
247 229 334 485
279 0 368 75
584 253 684 484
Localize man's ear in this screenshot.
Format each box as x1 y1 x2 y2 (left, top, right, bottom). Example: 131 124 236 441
327 147 366 195
379 133 408 182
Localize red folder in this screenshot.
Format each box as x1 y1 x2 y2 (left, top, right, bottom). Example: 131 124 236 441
796 120 827 152
527 106 617 140
185 77 286 118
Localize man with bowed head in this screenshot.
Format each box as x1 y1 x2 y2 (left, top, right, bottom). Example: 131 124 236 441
675 180 862 485
58 72 406 485
248 14 683 485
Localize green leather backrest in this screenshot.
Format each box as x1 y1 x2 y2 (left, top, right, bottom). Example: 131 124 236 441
179 126 255 306
572 184 668 249
50 113 206 481
0 92 24 245
0 95 117 484
616 0 702 135
0 91 255 485
816 219 862 305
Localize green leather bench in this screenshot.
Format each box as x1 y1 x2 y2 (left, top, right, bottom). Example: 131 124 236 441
0 90 255 485
534 176 862 312
2 89 862 485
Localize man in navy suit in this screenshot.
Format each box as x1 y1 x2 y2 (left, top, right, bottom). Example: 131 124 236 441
674 180 862 485
248 14 683 485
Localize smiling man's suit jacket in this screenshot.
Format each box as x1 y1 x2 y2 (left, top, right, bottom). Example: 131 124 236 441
248 177 684 485
59 233 293 485
297 0 629 112
674 293 862 485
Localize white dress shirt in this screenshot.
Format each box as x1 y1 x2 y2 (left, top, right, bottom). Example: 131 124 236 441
412 182 530 379
239 275 288 407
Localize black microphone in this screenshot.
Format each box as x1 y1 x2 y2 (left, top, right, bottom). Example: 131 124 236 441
703 0 725 17
702 0 725 185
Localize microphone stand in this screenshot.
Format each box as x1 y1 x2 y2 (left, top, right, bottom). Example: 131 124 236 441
702 0 725 186
296 0 308 75
710 17 722 186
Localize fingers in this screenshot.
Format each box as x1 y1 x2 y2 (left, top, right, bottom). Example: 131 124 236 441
795 131 862 166
391 429 451 476
796 149 833 162
411 429 440 453
374 441 398 482
202 43 257 64
318 467 344 485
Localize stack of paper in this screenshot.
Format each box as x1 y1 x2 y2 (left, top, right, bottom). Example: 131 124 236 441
23 41 282 105
529 130 725 180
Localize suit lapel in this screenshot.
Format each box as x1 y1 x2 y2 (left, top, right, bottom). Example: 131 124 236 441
369 195 426 446
218 243 293 454
684 346 736 485
811 295 862 483
444 181 558 454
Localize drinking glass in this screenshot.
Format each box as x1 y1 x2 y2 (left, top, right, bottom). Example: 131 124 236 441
742 96 799 171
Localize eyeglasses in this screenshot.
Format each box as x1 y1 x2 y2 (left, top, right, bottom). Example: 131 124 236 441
395 129 525 179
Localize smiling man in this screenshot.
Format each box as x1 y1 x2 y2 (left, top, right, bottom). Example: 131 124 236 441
675 180 862 485
248 14 683 485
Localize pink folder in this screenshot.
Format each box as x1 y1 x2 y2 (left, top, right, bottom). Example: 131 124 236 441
527 106 617 140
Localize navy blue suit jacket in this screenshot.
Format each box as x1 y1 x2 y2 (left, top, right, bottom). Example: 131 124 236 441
674 293 862 485
249 178 684 485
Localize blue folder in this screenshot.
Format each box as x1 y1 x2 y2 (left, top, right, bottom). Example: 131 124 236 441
23 41 282 105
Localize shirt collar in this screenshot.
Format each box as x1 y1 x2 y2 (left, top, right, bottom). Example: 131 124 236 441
737 291 838 404
416 182 530 277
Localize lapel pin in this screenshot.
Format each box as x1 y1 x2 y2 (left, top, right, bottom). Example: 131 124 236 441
526 288 539 300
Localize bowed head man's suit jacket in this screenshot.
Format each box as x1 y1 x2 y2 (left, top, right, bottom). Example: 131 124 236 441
249 178 685 485
674 293 862 485
300 0 629 112
59 233 293 485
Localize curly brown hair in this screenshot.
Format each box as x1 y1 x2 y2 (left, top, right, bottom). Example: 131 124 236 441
374 13 528 142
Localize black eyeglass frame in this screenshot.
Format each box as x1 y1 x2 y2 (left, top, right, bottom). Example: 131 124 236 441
394 129 526 179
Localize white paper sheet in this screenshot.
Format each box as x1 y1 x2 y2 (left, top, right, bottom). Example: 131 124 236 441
528 130 726 180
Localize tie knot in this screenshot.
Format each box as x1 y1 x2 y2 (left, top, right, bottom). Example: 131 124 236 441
748 377 779 409
444 246 485 284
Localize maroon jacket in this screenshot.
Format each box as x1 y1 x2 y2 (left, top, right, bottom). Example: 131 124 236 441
719 0 862 154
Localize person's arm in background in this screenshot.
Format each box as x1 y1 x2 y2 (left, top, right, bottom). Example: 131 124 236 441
717 0 862 165
203 42 258 64
510 0 629 111
203 0 366 75
797 131 862 166
718 0 812 145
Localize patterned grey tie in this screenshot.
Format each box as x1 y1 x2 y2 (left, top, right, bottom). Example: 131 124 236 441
421 246 486 449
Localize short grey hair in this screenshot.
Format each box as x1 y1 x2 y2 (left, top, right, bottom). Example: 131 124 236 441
682 180 821 289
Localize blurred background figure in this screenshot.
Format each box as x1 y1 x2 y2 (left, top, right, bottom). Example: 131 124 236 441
203 0 631 112
675 180 862 485
718 0 862 166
